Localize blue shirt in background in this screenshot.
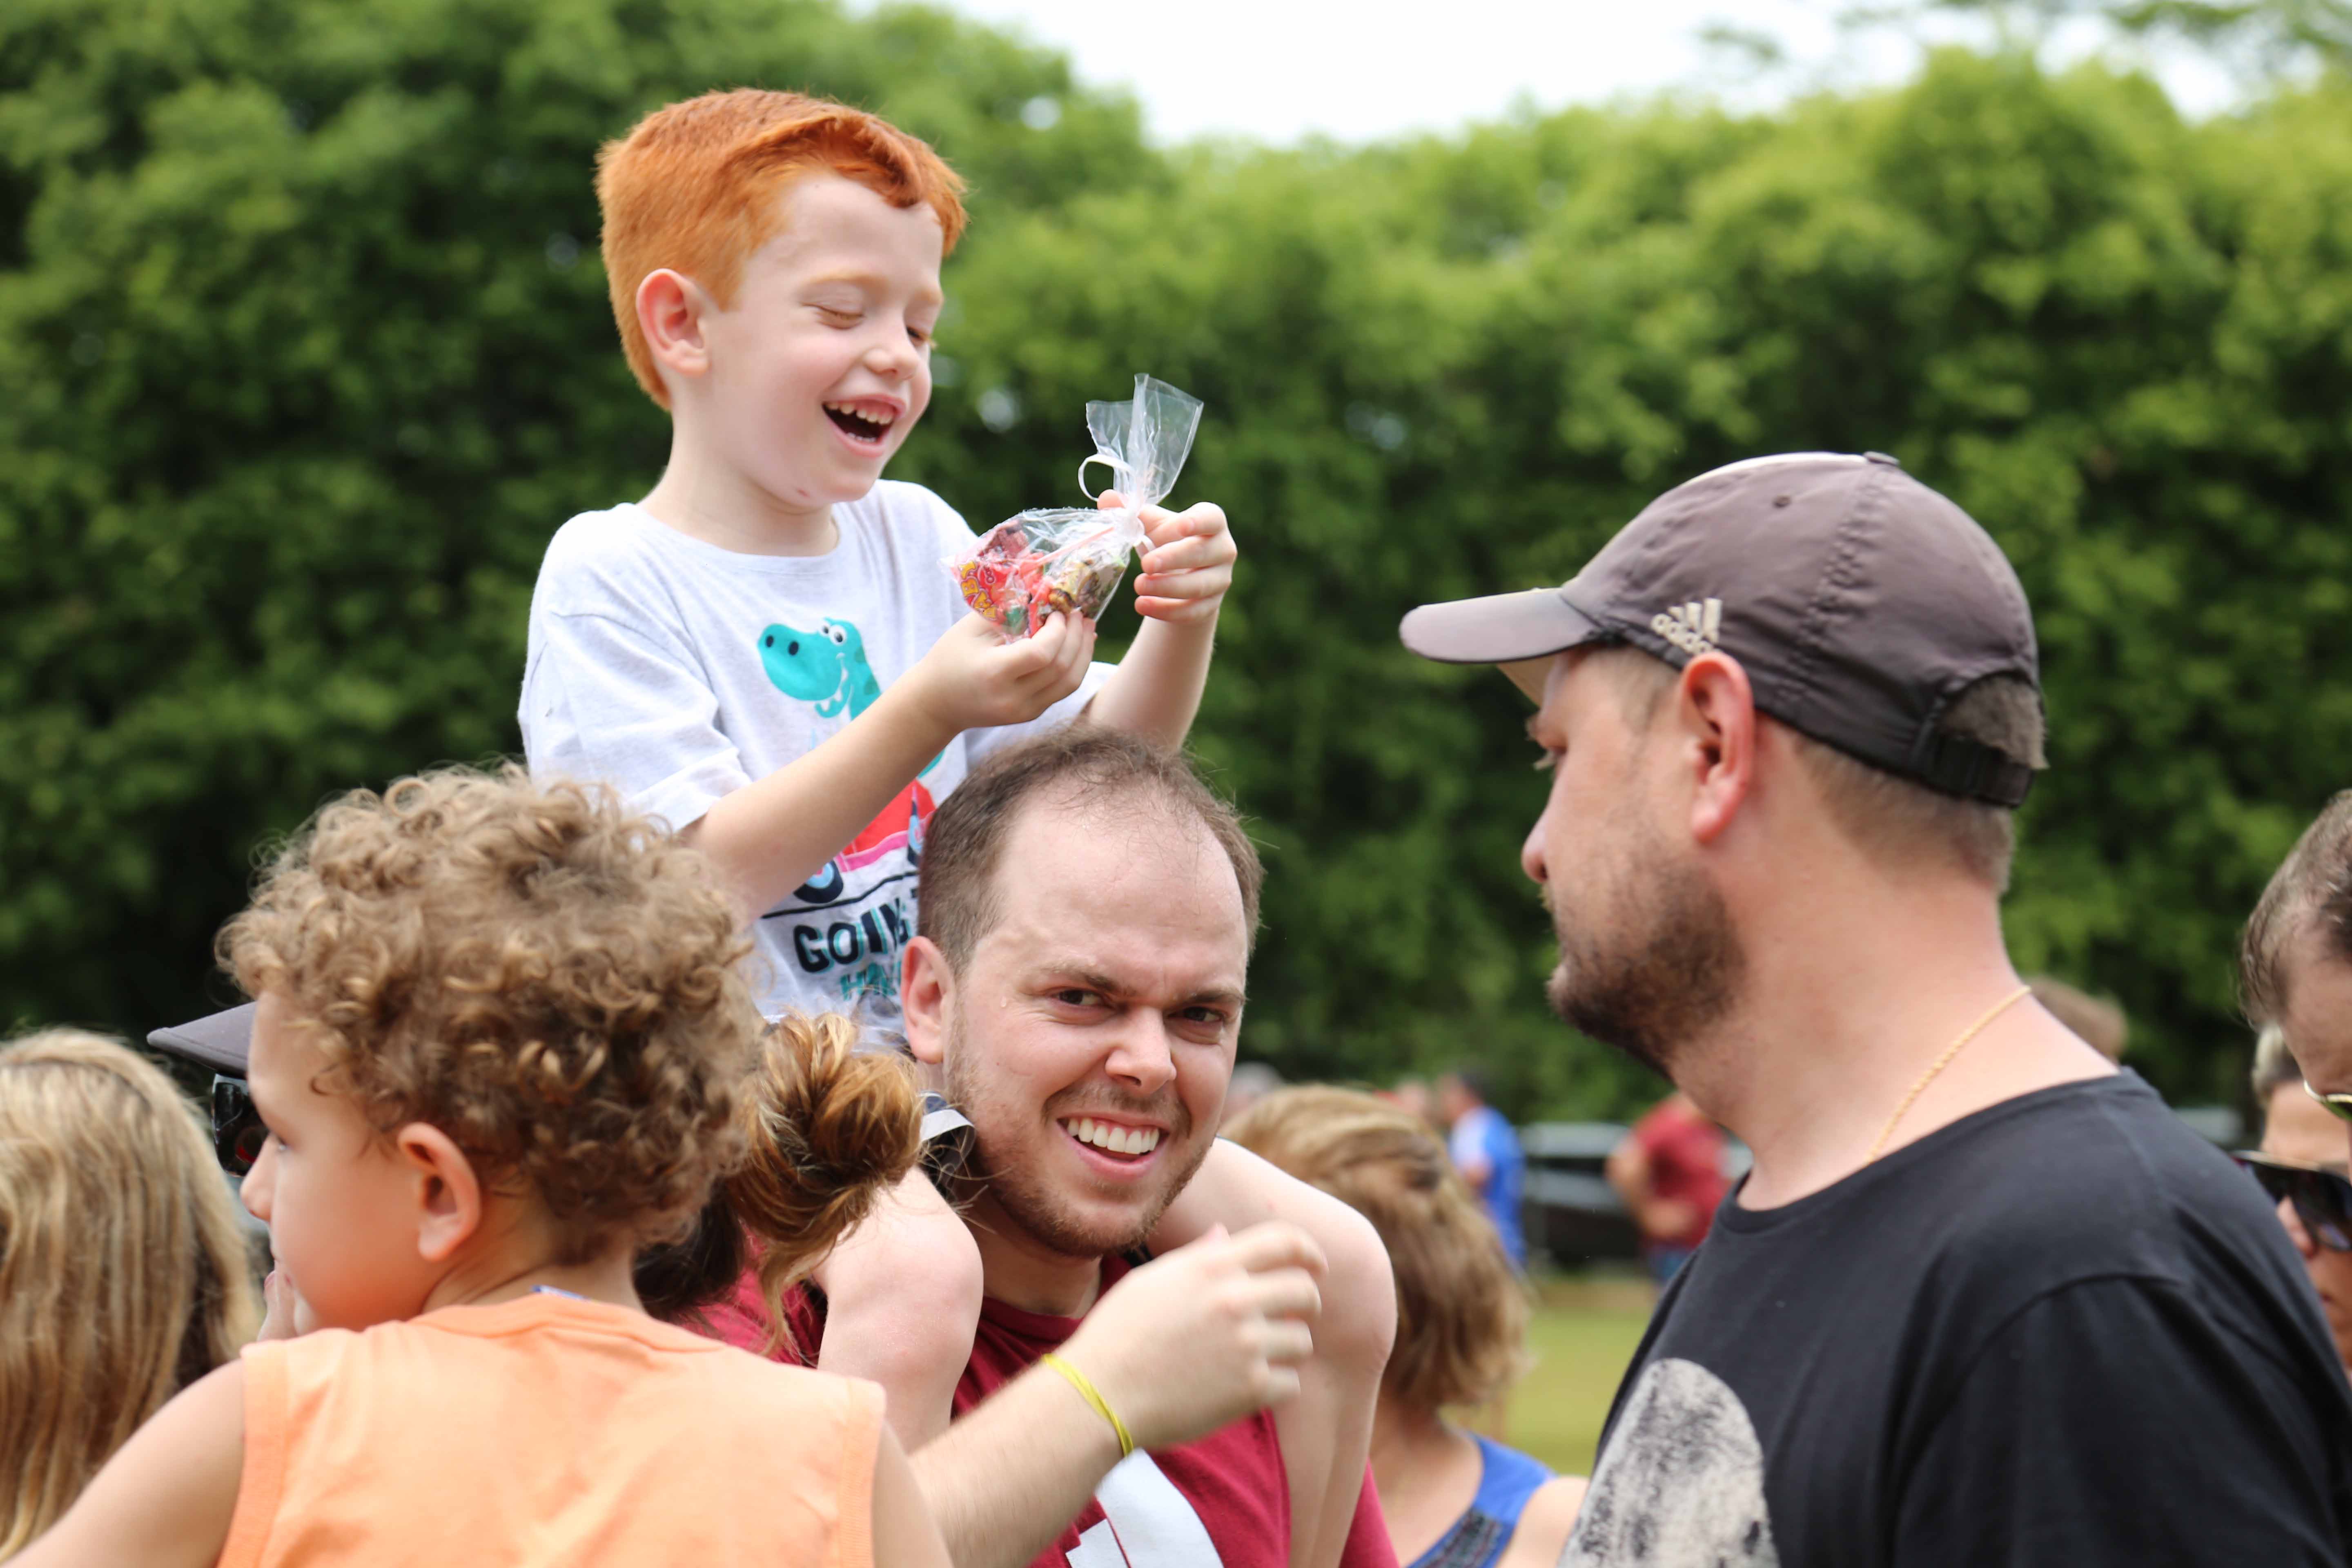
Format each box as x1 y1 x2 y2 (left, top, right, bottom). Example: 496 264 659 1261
1449 1105 1526 1267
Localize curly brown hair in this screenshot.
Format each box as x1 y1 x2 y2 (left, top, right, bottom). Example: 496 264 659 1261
219 767 761 1263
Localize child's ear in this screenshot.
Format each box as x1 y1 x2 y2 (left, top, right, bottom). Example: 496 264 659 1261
901 937 953 1067
392 1123 484 1264
637 268 712 385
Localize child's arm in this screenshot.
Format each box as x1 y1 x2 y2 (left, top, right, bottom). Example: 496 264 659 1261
1152 1140 1397 1568
870 1418 953 1568
1080 498 1236 749
10 1361 246 1568
690 611 1096 918
811 1165 984 1451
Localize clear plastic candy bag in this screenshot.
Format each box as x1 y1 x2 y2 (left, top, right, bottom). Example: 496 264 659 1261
951 374 1205 637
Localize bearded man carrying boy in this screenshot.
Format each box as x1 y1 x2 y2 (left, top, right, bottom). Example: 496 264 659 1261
785 727 1394 1568
1403 452 2352 1564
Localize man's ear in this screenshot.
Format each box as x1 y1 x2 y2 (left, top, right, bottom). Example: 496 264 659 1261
392 1123 484 1265
902 936 954 1067
636 268 713 388
1676 651 1757 847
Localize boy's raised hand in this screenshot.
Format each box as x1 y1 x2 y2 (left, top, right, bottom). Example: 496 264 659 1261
910 608 1097 735
1102 490 1235 625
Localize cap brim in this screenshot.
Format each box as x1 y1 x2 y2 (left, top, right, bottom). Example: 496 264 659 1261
147 1002 255 1076
1399 587 1605 703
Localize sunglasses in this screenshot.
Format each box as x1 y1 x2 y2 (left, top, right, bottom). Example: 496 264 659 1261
211 1074 268 1178
2306 1080 2352 1126
2235 1150 2352 1253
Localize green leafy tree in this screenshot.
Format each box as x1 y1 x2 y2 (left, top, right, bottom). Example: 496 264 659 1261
9 3 2352 1123
0 0 1143 1029
926 54 2352 1114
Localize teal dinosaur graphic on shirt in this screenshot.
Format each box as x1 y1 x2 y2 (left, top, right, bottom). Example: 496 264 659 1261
758 616 938 775
759 618 882 718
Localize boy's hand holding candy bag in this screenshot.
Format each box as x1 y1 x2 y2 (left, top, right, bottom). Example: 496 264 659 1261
1118 488 1236 626
952 376 1230 636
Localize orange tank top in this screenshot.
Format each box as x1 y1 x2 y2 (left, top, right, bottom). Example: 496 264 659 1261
219 1292 882 1568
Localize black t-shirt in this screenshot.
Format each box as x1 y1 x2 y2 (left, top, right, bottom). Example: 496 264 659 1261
1562 1073 2352 1566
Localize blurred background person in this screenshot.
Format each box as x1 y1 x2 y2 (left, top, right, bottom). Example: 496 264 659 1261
2242 1023 2352 1376
1227 1086 1586 1568
1605 1091 1727 1288
1379 1076 1440 1130
1220 1059 1285 1130
2028 976 2129 1063
1437 1067 1527 1269
0 1028 259 1555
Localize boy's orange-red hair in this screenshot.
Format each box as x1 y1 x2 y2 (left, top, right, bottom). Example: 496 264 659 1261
596 89 968 407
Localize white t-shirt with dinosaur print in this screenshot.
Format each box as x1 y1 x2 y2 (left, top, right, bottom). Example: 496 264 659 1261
521 481 1109 1022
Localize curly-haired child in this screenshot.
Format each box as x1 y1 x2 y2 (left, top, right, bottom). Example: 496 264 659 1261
0 1029 261 1554
11 768 946 1568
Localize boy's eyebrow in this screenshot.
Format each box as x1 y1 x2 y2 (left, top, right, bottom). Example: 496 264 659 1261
801 269 944 307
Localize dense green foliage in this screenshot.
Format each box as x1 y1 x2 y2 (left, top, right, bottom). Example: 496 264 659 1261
7 0 2351 1118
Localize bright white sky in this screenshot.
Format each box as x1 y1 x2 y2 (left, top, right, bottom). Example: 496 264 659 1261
891 0 2242 146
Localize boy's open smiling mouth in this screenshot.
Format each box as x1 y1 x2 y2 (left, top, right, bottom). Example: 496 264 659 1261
823 399 898 447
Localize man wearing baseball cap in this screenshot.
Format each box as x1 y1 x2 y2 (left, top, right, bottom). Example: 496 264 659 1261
1403 453 2352 1564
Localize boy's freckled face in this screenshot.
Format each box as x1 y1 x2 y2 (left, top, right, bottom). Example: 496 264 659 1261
699 172 946 512
240 992 438 1331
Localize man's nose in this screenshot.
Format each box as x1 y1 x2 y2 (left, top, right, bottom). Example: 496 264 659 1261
1522 805 1551 885
1105 1016 1177 1095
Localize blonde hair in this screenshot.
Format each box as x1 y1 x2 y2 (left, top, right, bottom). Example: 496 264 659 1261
2252 1023 2303 1112
2243 789 2352 1027
220 766 763 1265
596 89 968 407
1225 1086 1529 1414
2029 977 2128 1062
0 1029 260 1553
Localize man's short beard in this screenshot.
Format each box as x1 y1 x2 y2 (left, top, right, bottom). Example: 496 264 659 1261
945 1006 1212 1261
1546 826 1744 1079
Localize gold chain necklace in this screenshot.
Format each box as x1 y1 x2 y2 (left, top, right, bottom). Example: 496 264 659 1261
1866 985 2034 1162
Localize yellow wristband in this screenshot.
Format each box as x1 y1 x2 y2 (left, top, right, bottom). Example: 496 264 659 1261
1042 1352 1136 1459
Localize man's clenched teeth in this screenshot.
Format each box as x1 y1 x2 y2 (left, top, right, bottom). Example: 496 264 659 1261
1061 1117 1162 1157
824 401 895 441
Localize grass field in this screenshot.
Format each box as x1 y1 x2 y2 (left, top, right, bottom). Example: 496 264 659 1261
1464 1274 1656 1475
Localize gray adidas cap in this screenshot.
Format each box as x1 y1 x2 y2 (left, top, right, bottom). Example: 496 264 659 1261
1399 452 2042 806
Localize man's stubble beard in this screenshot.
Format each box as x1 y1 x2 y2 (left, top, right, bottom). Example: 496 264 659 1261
944 1002 1214 1261
1545 805 1744 1079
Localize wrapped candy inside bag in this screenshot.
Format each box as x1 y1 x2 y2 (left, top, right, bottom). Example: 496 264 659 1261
951 375 1205 637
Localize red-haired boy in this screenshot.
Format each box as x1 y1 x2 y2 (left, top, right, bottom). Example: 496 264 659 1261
521 90 1392 1534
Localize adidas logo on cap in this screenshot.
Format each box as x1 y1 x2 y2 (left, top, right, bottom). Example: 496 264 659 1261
1652 597 1722 657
